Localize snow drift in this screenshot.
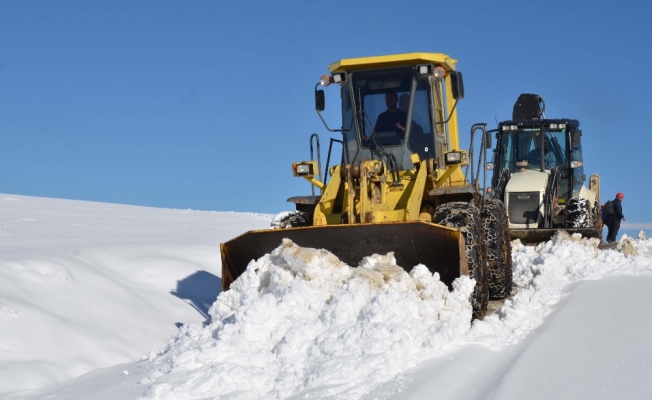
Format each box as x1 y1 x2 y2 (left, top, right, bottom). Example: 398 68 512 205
0 194 272 398
136 232 652 400
139 240 475 399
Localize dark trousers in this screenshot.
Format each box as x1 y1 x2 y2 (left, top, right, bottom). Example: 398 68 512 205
606 217 621 242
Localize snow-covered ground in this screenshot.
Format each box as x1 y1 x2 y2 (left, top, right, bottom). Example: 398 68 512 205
0 194 271 399
1 194 651 400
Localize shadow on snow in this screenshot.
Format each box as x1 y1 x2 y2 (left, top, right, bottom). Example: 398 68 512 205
171 270 222 326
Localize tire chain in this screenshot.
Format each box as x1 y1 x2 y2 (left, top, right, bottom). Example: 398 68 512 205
433 202 488 319
481 199 513 299
566 197 594 228
271 211 313 229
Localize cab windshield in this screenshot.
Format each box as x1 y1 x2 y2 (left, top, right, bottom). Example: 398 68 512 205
349 67 435 159
497 128 568 172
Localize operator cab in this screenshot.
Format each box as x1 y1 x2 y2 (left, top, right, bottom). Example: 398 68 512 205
315 53 464 173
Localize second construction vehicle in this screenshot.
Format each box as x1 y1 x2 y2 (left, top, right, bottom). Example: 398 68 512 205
221 53 513 318
489 94 601 243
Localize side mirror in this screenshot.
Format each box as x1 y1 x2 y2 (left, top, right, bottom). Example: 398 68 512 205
485 132 493 149
450 72 465 100
315 90 325 112
571 130 582 146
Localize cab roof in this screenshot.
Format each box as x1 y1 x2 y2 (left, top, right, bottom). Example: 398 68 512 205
327 52 458 73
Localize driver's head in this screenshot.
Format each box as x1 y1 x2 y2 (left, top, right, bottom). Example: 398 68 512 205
532 134 548 150
385 92 398 109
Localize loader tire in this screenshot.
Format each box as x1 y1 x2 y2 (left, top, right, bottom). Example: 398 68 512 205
271 211 313 229
481 199 513 300
566 197 594 228
433 202 488 320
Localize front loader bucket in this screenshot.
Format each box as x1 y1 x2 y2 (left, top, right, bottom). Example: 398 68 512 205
509 227 602 245
220 222 468 292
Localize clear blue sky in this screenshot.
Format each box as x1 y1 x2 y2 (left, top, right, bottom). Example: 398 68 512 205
1 1 650 232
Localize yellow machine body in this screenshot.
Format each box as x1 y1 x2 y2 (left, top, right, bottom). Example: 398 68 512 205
221 52 478 293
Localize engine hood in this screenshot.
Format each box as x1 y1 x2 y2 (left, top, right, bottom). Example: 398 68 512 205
505 169 549 193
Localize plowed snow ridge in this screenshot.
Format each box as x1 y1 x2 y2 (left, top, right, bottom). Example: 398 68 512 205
138 233 652 400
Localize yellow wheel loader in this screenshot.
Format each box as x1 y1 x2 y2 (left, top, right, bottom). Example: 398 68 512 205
221 53 512 318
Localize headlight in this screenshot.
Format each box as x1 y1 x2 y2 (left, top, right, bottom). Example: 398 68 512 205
296 164 312 175
445 151 462 165
417 64 431 75
332 73 345 83
570 161 583 169
292 161 317 177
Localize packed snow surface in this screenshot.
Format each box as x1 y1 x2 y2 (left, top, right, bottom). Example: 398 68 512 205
2 194 651 399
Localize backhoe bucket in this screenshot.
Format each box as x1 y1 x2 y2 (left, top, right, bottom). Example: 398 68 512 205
509 227 602 245
220 222 468 292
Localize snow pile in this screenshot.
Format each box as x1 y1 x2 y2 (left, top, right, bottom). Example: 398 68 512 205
139 239 475 399
635 230 652 247
138 232 652 400
468 231 652 349
269 211 293 228
617 233 649 257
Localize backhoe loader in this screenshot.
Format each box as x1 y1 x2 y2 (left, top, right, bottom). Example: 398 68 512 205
221 53 512 318
489 94 601 244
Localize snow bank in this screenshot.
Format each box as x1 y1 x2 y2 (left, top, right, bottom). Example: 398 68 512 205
139 240 475 399
468 231 652 349
138 232 652 400
0 194 272 397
